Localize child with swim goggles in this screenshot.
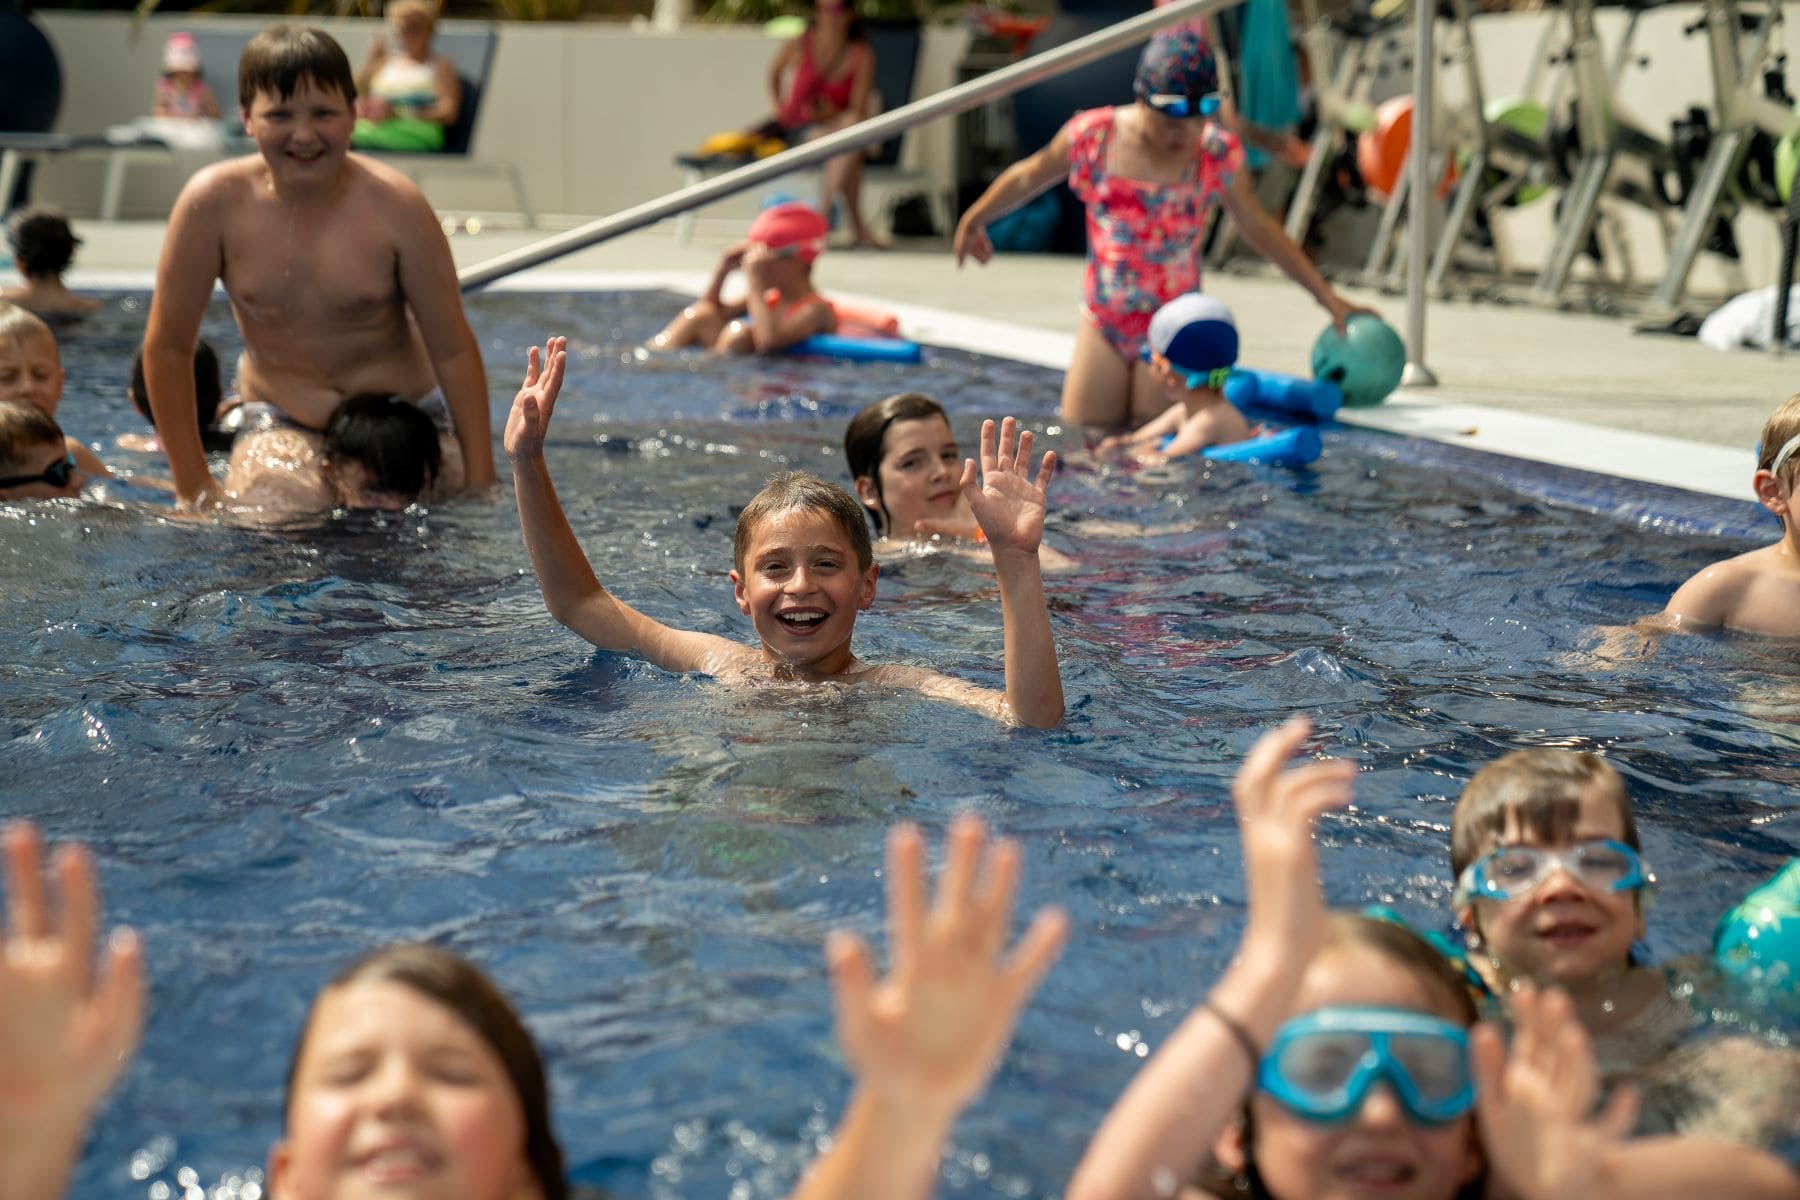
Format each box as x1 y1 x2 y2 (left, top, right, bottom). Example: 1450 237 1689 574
1659 393 1800 638
652 201 838 356
1 815 1064 1200
0 400 86 501
509 337 1066 728
953 28 1365 430
1066 717 1789 1200
1097 291 1254 465
1448 749 1800 1179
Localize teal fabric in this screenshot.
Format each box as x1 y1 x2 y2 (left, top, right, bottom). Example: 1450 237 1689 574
1238 0 1302 169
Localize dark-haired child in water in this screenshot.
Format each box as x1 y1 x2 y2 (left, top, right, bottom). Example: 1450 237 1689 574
118 341 234 455
510 337 1065 727
652 202 837 355
1 209 102 320
222 392 442 518
0 401 86 501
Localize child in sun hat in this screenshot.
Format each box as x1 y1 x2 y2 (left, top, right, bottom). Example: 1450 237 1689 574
652 200 837 355
152 32 220 120
1098 291 1253 464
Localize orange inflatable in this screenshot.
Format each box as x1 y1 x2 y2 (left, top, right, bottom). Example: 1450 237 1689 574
1356 96 1456 199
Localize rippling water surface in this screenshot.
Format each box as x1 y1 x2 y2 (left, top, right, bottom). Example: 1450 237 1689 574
3 290 1795 1197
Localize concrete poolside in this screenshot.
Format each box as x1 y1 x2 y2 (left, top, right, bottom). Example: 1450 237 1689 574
45 217 1794 502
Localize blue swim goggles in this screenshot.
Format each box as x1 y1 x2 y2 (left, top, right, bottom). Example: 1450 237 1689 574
1258 1006 1476 1126
1144 91 1221 120
1453 838 1651 907
1137 346 1233 392
0 452 76 491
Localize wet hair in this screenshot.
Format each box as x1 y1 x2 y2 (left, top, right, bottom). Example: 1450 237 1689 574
733 470 873 573
5 208 81 279
1215 914 1482 1200
1756 393 1800 487
238 24 357 112
843 392 949 535
0 301 55 349
286 944 566 1200
130 341 228 451
0 400 65 478
1449 749 1640 881
322 393 441 504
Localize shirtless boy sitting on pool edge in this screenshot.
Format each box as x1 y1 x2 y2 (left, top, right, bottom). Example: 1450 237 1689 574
508 337 1065 728
143 24 493 510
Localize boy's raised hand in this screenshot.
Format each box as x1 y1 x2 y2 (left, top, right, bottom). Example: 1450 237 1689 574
1475 983 1638 1200
827 816 1067 1123
1232 718 1357 961
503 337 568 464
0 823 144 1134
962 417 1056 556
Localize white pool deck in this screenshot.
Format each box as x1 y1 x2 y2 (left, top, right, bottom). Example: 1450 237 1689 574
39 219 1796 506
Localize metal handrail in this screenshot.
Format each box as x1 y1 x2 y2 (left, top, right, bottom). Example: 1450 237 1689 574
458 0 1230 290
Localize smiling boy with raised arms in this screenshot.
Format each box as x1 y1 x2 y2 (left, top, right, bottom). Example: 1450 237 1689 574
506 337 1066 728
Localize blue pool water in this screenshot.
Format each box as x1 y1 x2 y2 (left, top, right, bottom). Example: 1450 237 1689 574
3 289 1795 1197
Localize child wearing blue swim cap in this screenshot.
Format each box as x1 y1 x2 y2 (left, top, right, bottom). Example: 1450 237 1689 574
1097 291 1254 465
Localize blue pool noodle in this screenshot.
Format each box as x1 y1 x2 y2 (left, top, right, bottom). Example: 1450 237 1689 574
788 333 923 364
1223 368 1343 420
1203 424 1323 467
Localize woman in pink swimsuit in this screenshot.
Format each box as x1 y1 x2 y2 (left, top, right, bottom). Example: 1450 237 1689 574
760 0 884 248
954 29 1366 428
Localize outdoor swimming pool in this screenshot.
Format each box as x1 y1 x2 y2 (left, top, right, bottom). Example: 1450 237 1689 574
5 288 1796 1197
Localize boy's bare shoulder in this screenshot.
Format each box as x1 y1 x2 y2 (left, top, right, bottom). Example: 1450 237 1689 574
343 153 440 214
182 154 267 201
1666 544 1800 634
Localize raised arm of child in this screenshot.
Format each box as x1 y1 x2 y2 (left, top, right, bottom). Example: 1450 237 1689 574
788 816 1067 1200
506 338 752 678
1066 718 1357 1200
741 245 833 354
965 417 1064 729
952 125 1075 268
393 183 495 491
1475 982 1800 1200
0 823 145 1200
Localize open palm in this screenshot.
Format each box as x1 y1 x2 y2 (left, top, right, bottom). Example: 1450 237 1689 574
962 417 1056 555
828 817 1066 1118
502 336 568 463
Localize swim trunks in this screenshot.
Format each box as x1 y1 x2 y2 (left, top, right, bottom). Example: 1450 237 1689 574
227 389 454 435
1065 106 1244 362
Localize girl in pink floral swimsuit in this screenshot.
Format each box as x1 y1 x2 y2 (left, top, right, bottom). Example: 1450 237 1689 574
955 29 1363 428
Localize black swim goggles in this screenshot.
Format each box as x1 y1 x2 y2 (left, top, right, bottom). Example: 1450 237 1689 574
1144 91 1220 119
0 453 77 491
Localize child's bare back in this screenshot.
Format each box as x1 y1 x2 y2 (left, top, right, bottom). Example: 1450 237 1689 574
1663 543 1800 638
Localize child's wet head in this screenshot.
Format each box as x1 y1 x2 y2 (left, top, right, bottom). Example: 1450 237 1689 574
845 392 955 535
734 472 873 574
278 944 564 1200
238 24 358 113
0 306 65 415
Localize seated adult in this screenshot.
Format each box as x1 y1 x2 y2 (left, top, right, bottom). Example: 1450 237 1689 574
758 0 885 248
351 0 461 153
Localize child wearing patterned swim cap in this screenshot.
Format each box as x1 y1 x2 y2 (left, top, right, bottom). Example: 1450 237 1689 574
652 201 838 355
953 27 1365 430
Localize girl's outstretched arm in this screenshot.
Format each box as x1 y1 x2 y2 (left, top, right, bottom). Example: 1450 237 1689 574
1220 172 1369 334
506 338 748 676
0 823 145 1200
789 817 1067 1200
1067 719 1357 1200
953 125 1074 267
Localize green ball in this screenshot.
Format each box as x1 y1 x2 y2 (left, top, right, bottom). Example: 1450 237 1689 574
1777 127 1800 205
1311 314 1407 407
1484 96 1550 206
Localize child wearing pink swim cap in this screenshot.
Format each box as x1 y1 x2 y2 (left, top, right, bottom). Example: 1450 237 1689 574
652 201 838 355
